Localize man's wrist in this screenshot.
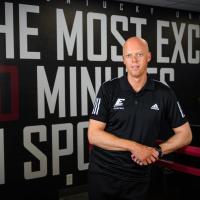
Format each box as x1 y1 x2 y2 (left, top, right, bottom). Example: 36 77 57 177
154 144 163 158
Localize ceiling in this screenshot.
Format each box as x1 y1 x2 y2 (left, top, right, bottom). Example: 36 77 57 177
112 0 200 12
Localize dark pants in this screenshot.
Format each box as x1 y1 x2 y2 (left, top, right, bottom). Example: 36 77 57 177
88 172 150 200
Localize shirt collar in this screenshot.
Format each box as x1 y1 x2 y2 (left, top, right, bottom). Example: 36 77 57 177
120 73 155 93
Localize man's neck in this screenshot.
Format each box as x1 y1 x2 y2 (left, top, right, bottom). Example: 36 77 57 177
127 74 147 92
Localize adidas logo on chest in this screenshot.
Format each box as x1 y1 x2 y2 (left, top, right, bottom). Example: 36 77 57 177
150 103 159 111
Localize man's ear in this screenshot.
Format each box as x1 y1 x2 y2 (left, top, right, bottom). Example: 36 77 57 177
147 52 151 62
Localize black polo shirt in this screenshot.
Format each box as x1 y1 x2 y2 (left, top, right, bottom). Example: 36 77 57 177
89 74 187 181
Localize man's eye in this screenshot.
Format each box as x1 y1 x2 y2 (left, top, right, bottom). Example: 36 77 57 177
137 53 144 57
126 54 132 58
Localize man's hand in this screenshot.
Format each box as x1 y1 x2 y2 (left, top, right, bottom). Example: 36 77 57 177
130 143 159 166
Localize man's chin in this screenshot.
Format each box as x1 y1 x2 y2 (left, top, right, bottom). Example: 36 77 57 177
129 72 141 78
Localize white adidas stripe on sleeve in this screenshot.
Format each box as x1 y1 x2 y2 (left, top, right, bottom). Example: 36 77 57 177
92 98 101 115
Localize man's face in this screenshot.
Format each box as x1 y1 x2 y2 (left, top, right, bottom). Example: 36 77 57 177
123 39 151 78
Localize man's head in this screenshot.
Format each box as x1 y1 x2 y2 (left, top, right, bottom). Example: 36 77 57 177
123 37 151 79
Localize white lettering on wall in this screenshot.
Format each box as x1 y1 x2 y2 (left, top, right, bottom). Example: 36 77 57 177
87 12 107 61
52 123 73 175
160 68 175 84
171 22 186 63
77 121 89 170
24 125 47 179
81 67 101 115
157 20 170 63
19 4 40 59
37 66 65 118
70 66 77 117
0 3 14 59
188 24 200 64
0 129 5 185
57 10 83 60
130 17 147 37
111 15 127 62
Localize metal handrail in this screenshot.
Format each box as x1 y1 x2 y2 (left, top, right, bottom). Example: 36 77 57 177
156 140 200 176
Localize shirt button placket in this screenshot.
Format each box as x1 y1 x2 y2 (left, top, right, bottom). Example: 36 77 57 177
134 99 138 105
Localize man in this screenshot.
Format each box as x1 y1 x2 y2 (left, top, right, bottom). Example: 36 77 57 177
87 37 192 200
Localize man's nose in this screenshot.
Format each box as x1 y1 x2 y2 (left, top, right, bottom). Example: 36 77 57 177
131 55 138 62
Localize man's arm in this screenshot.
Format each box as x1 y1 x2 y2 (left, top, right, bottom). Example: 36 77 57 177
88 119 159 165
159 122 192 155
88 119 135 151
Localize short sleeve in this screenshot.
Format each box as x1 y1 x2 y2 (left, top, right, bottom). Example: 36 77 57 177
90 84 110 123
165 89 188 128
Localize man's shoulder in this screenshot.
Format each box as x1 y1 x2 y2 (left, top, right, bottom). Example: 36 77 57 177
153 79 172 91
151 79 176 98
102 76 121 89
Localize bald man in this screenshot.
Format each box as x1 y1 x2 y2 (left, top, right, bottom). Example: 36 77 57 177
88 37 192 200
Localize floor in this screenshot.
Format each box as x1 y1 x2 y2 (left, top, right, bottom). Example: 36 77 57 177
60 192 88 200
59 185 89 200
